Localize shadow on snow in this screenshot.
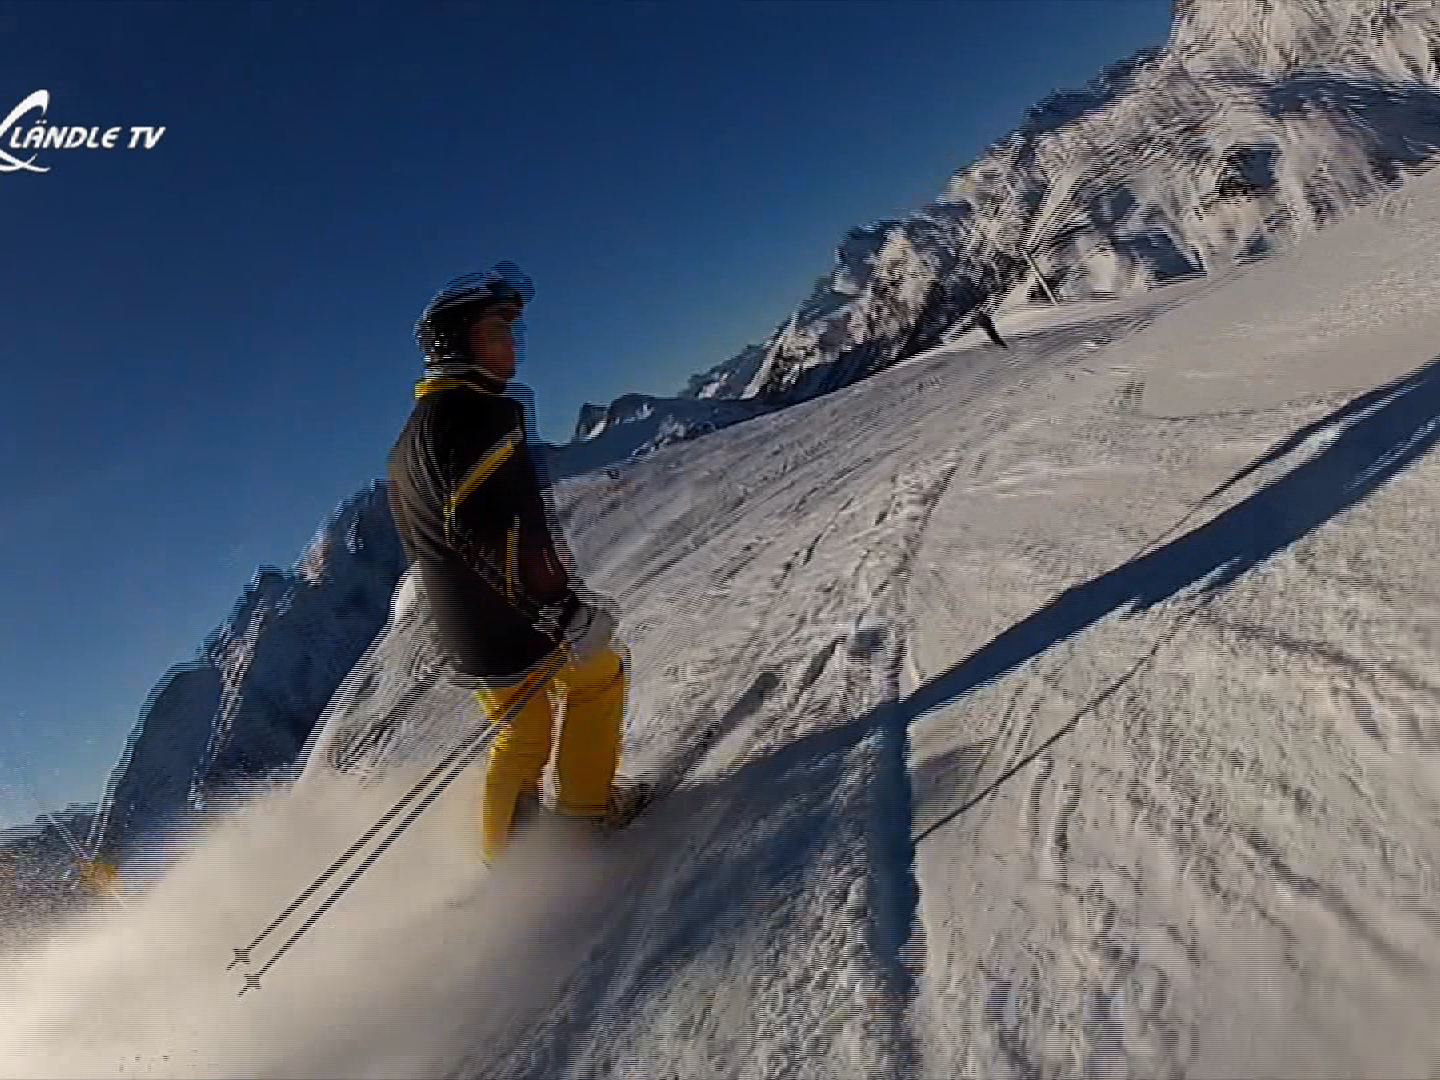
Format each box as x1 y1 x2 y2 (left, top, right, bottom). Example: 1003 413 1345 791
763 356 1440 837
485 358 1440 1076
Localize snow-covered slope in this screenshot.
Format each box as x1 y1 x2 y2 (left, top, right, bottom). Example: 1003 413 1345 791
84 482 407 863
9 135 1440 1076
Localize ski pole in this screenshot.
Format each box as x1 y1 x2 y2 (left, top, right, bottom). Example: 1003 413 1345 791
228 526 589 988
230 653 560 993
229 426 667 991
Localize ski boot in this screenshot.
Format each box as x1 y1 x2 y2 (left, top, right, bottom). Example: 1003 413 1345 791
594 780 658 836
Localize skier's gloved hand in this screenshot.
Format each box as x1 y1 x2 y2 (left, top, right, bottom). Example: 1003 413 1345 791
561 600 617 662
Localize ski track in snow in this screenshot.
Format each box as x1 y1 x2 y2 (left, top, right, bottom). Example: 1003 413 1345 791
10 166 1440 1080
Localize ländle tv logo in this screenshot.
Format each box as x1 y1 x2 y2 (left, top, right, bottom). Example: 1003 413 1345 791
1 90 166 173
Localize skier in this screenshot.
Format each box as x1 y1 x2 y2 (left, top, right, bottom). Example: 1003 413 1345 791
389 262 643 865
973 308 1008 349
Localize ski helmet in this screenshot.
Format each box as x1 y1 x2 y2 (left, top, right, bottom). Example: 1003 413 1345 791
415 261 535 363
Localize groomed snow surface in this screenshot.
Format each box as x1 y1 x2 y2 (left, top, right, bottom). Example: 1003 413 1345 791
7 168 1440 1080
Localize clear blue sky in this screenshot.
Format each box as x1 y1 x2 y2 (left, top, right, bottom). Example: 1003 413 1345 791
0 0 1174 829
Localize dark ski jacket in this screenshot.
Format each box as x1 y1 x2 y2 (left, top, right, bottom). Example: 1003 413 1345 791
389 363 584 678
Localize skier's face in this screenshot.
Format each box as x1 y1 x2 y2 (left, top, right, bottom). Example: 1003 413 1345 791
466 301 525 381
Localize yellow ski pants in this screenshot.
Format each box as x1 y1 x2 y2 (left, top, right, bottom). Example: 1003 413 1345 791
477 638 630 862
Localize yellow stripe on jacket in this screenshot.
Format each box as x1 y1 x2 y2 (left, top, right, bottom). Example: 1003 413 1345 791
505 516 521 600
442 424 526 538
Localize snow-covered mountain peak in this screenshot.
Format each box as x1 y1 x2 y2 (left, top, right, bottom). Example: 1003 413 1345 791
1172 0 1439 81
81 481 408 862
667 0 1440 409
